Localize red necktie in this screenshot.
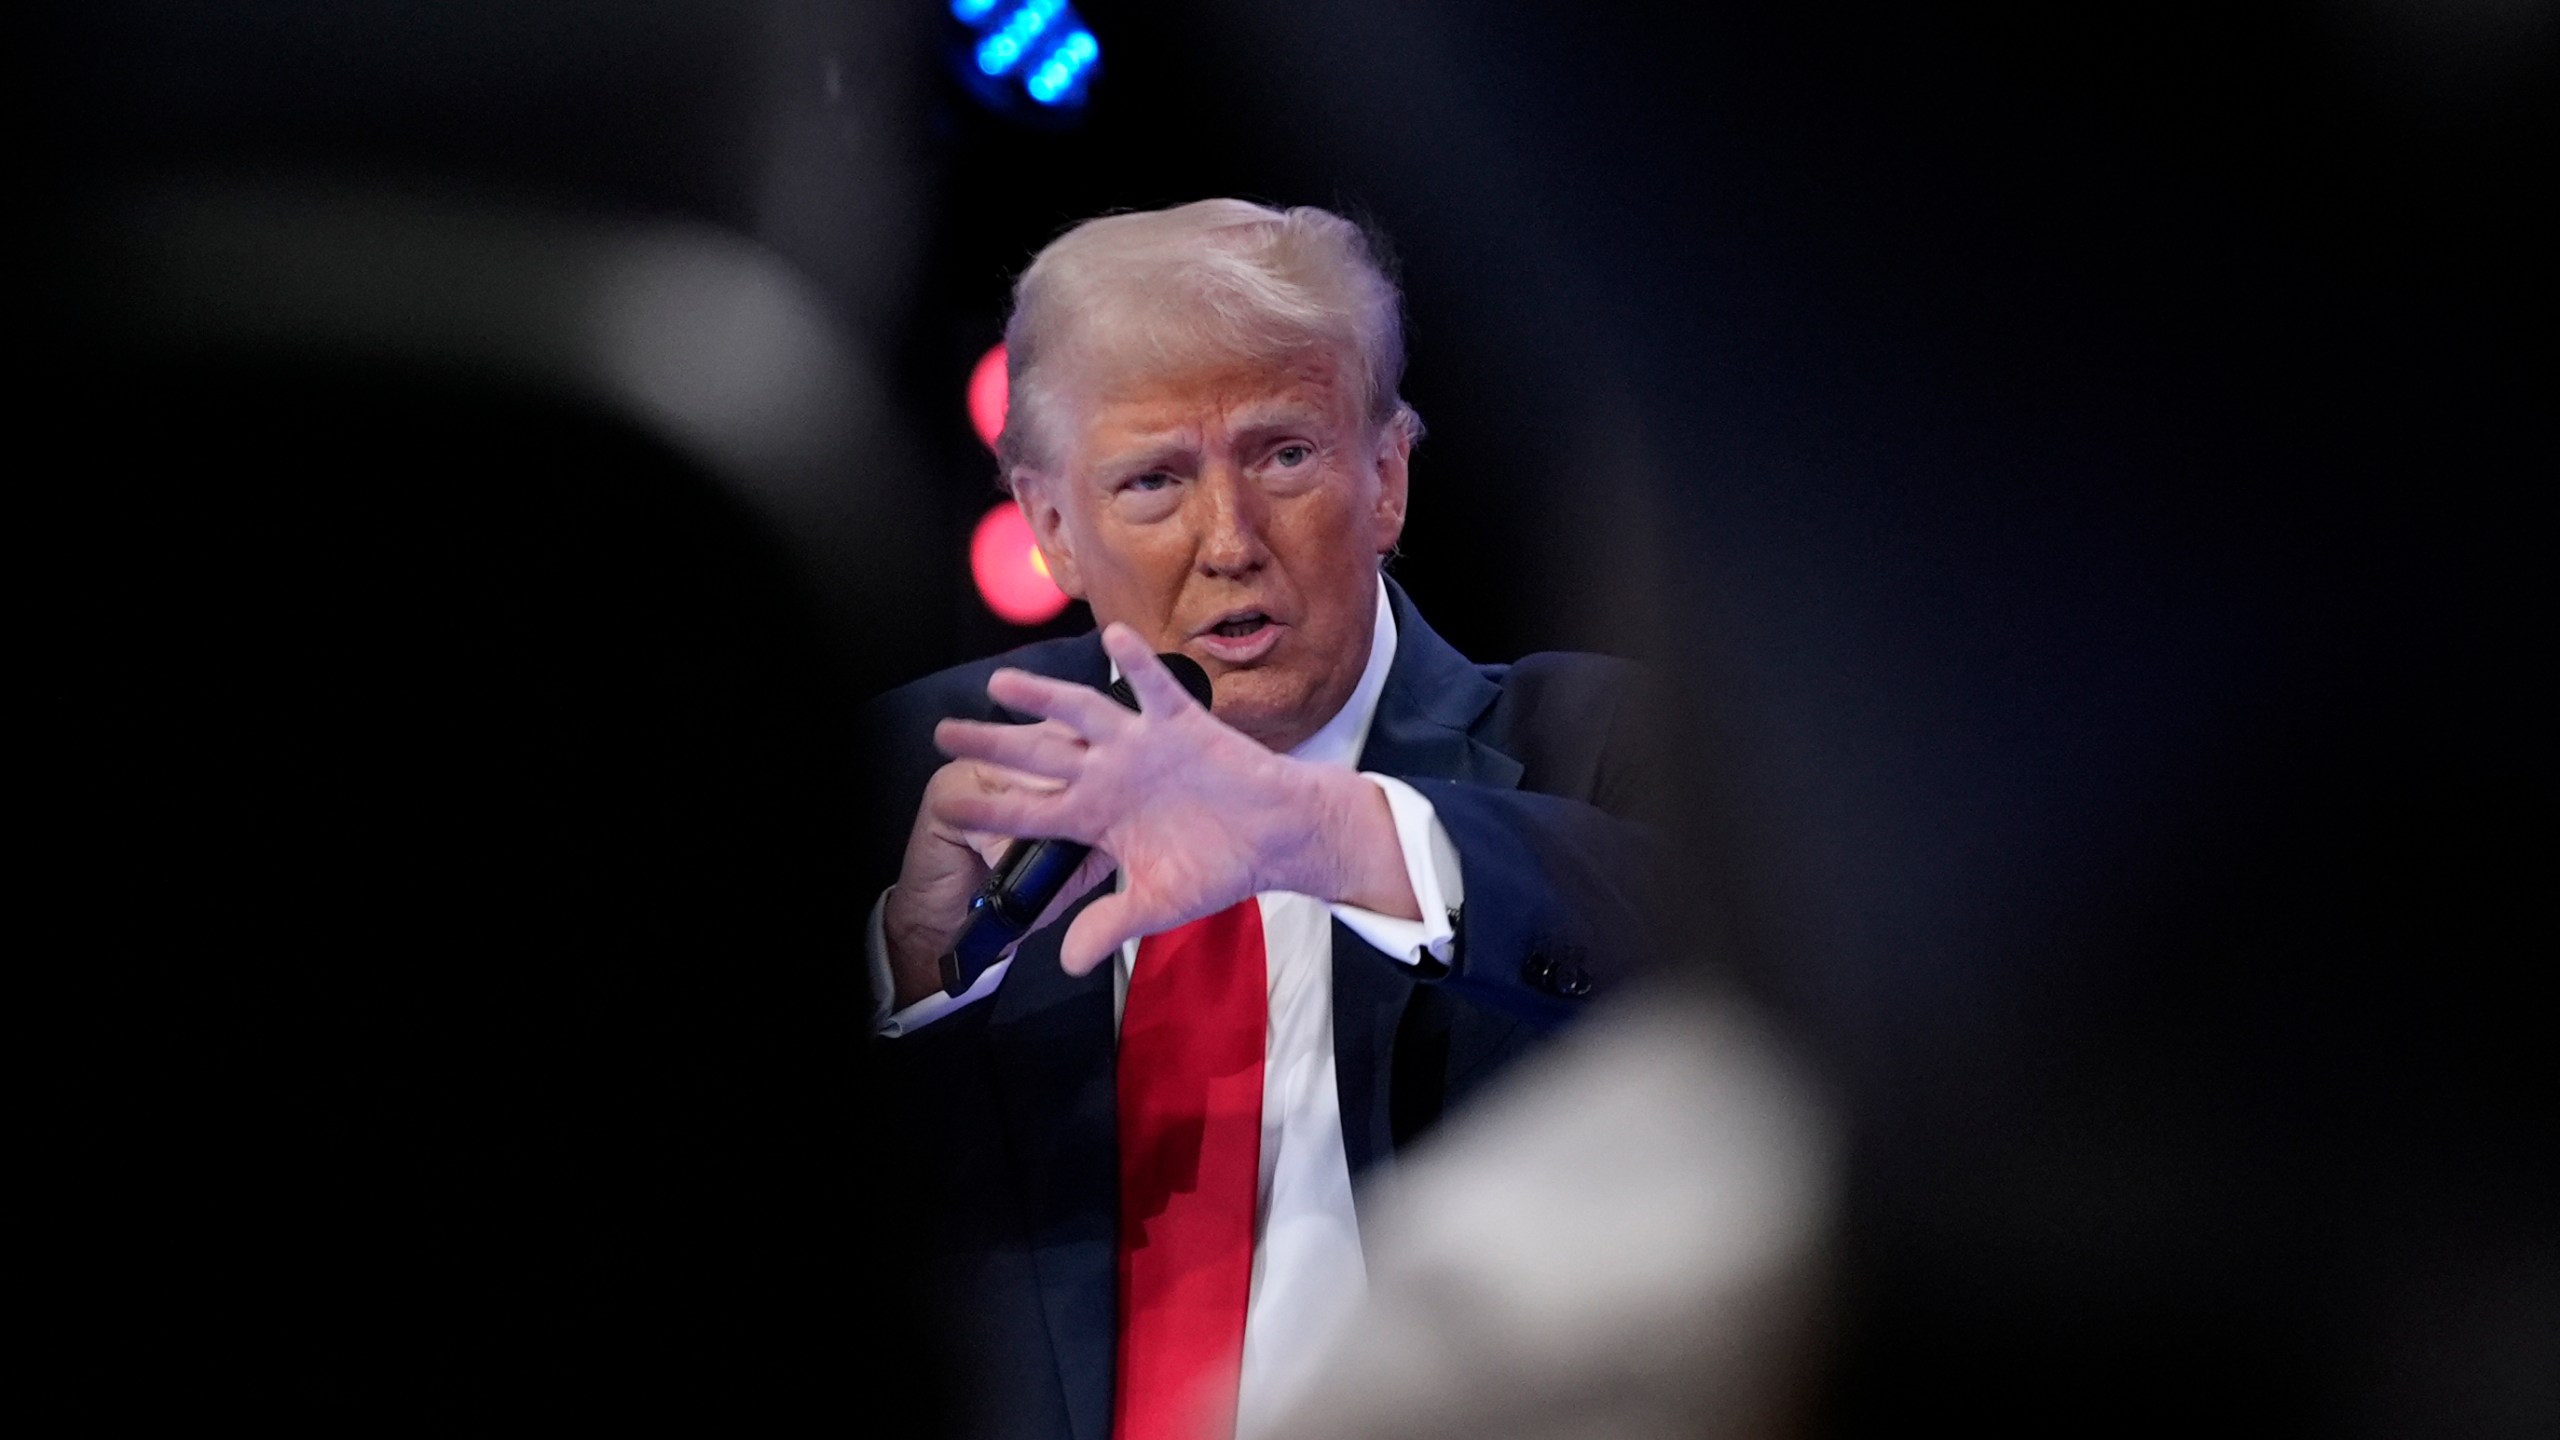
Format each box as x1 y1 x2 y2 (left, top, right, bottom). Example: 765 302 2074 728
1113 898 1268 1440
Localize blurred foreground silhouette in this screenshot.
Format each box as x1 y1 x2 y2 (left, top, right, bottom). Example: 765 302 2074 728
32 2 946 1423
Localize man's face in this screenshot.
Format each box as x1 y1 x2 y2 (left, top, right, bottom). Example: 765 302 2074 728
1016 348 1410 753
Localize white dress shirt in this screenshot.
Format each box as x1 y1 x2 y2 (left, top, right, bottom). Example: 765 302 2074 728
866 577 1465 1434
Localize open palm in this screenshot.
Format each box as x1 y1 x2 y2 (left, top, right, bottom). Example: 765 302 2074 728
934 624 1362 975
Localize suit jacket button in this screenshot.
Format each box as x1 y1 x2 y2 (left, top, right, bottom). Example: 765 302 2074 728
1521 954 1593 997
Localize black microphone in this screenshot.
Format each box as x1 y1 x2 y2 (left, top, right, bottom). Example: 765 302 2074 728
940 652 1214 997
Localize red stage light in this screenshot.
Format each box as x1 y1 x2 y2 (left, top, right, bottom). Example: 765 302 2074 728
971 501 1069 626
968 343 1009 451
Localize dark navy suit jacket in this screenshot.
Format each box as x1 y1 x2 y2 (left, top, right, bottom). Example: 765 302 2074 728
865 579 1658 1440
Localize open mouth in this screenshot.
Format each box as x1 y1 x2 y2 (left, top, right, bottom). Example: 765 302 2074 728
1196 609 1284 663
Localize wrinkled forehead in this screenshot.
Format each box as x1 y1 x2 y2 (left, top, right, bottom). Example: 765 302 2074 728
1051 340 1362 454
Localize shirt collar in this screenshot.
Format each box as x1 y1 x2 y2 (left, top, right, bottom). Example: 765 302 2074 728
1285 574 1396 769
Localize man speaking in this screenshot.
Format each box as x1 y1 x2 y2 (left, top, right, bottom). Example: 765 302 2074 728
864 200 1659 1440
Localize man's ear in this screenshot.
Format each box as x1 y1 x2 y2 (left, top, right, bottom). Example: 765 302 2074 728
1014 474 1087 600
1370 419 1413 556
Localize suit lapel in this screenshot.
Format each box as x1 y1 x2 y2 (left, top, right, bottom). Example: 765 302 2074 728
988 870 1119 1440
1331 579 1523 1184
1353 611 1522 790
995 632 1113 721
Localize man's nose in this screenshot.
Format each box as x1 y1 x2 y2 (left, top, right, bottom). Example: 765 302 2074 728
1191 465 1269 576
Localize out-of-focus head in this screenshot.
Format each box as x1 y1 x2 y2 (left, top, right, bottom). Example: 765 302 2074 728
1001 200 1424 753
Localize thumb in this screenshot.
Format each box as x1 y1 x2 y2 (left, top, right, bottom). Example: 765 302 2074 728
1059 892 1150 977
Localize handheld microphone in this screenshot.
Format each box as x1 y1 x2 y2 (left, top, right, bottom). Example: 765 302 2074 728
939 652 1214 997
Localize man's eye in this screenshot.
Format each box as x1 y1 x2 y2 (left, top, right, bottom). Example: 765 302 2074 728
1273 444 1314 467
1126 472 1173 492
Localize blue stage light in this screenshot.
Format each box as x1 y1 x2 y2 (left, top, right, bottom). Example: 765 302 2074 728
975 0 1065 77
1026 28 1099 104
946 0 1099 120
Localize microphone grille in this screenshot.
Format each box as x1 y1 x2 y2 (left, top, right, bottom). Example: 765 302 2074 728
1158 652 1214 709
1103 652 1215 713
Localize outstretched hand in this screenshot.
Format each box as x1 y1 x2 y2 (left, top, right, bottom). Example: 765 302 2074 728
932 624 1416 975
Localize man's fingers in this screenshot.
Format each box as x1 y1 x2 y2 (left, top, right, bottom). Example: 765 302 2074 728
986 667 1134 737
934 716 1087 780
937 767 1077 840
923 756 1062 811
1101 624 1204 717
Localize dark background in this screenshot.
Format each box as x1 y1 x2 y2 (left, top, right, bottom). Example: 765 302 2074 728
31 1 2550 1431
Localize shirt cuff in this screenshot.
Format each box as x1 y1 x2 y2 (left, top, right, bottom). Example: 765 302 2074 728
1328 774 1465 969
867 887 1006 1038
